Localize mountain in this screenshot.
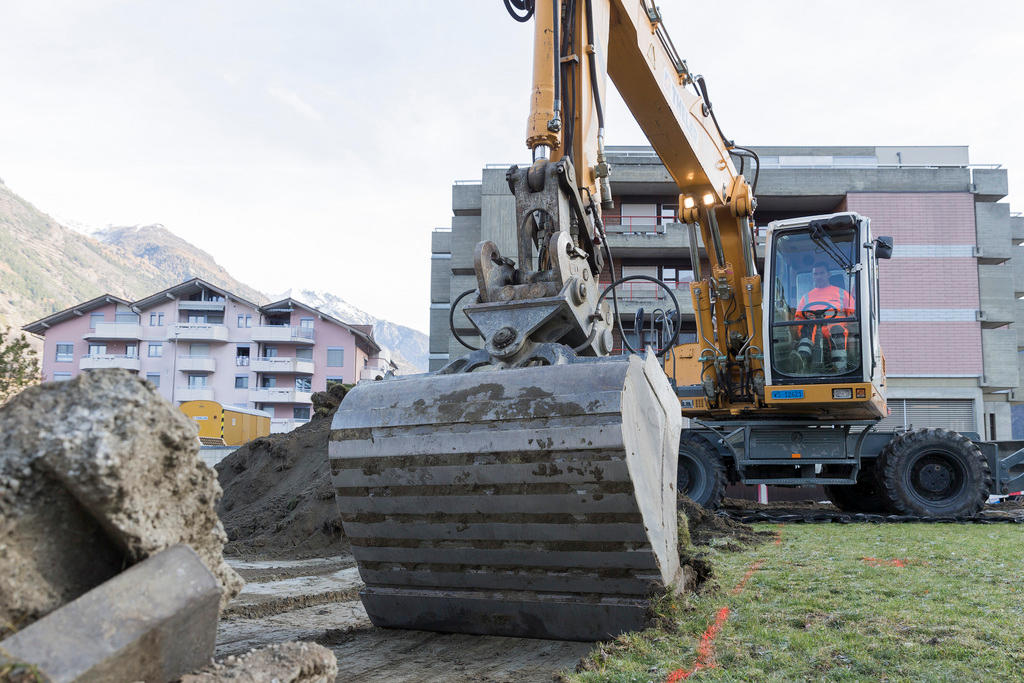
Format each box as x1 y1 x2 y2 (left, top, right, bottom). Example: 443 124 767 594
94 225 264 305
275 289 428 374
0 179 427 372
0 180 168 331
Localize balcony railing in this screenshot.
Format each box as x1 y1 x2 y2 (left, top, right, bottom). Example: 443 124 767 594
175 387 214 401
83 322 143 340
167 323 229 342
248 388 313 404
177 355 216 372
178 300 226 311
269 417 312 433
598 280 693 301
250 325 316 343
251 356 315 374
602 215 673 235
79 354 141 371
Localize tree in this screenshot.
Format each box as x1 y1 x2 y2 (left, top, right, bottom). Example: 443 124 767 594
0 327 40 403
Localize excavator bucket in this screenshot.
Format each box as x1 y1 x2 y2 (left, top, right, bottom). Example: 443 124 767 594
329 352 683 641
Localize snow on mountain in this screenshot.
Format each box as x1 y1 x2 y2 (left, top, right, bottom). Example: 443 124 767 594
276 288 428 373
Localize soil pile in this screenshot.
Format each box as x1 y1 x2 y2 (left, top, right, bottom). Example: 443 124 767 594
679 495 774 549
217 387 348 559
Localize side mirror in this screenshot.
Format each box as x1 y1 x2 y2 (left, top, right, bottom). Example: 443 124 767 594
875 236 894 259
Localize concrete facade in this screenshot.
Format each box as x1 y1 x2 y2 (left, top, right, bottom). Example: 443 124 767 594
24 279 391 433
430 145 1021 440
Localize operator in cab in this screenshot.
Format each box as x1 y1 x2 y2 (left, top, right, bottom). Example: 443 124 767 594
795 261 856 370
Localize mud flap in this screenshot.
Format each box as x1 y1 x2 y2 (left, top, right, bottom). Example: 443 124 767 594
329 352 682 641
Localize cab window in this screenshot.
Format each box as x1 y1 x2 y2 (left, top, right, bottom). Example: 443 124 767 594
770 228 861 381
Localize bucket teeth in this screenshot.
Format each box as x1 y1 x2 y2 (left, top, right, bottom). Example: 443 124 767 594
329 353 682 641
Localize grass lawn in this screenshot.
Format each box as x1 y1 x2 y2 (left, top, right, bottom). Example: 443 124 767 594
568 523 1024 681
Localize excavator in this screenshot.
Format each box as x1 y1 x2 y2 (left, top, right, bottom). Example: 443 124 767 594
329 0 1024 641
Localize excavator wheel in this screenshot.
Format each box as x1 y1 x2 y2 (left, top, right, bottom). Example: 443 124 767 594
877 428 992 517
677 431 726 509
823 461 891 514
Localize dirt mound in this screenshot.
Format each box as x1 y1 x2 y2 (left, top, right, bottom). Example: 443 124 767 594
723 496 836 511
217 411 345 560
679 496 773 549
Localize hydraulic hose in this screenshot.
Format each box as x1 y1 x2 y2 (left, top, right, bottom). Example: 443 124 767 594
449 289 482 350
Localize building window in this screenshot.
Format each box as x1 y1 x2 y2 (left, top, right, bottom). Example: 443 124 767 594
126 344 138 358
237 314 253 328
236 345 250 366
264 346 278 358
146 373 161 388
327 347 344 367
238 314 244 328
188 314 206 324
149 312 164 326
296 347 313 360
55 343 74 362
90 312 104 329
115 312 139 323
295 376 311 392
326 377 345 389
235 375 249 389
189 342 210 358
150 313 158 326
53 372 72 382
300 317 314 328
88 343 107 356
294 406 310 420
148 343 163 358
187 374 207 388
261 376 276 388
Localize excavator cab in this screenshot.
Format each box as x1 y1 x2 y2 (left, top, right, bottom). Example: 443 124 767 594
761 212 890 418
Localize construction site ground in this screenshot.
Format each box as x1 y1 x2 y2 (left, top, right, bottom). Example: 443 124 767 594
570 521 1024 681
215 513 1024 681
217 550 593 682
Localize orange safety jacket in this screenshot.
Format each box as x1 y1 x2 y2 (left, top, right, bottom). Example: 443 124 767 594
796 285 856 348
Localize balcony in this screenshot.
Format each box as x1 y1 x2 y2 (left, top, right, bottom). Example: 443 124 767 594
597 280 696 318
167 323 229 342
251 325 316 343
177 356 216 372
178 300 226 312
175 387 215 401
251 356 314 374
270 418 312 434
248 388 313 404
83 322 142 340
79 354 141 371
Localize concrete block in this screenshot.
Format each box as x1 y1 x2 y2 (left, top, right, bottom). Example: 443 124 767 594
0 545 220 683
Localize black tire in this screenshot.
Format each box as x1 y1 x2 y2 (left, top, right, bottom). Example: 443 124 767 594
878 428 992 517
678 431 726 509
824 461 891 513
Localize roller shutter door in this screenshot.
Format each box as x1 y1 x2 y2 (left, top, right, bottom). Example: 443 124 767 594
877 398 976 433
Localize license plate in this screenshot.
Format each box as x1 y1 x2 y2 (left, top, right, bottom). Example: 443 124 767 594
771 389 804 400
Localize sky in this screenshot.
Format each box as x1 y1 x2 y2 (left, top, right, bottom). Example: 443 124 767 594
0 1 1021 333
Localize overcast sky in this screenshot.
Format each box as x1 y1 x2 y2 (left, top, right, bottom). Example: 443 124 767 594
0 1 1020 332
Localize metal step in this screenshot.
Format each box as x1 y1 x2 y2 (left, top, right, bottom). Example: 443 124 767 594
329 353 683 641
1000 447 1024 494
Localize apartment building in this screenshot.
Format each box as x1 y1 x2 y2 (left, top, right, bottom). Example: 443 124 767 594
24 278 392 433
429 145 1023 440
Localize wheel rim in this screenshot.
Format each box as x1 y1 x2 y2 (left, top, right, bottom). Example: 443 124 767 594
903 449 967 506
678 452 710 504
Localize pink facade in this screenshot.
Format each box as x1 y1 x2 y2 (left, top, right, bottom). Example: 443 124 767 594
25 280 385 433
846 193 983 376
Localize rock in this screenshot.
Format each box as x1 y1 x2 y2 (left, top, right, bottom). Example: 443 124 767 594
0 369 243 638
0 545 221 682
181 641 338 683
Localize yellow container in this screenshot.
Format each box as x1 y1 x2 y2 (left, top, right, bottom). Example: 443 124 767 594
180 400 271 446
